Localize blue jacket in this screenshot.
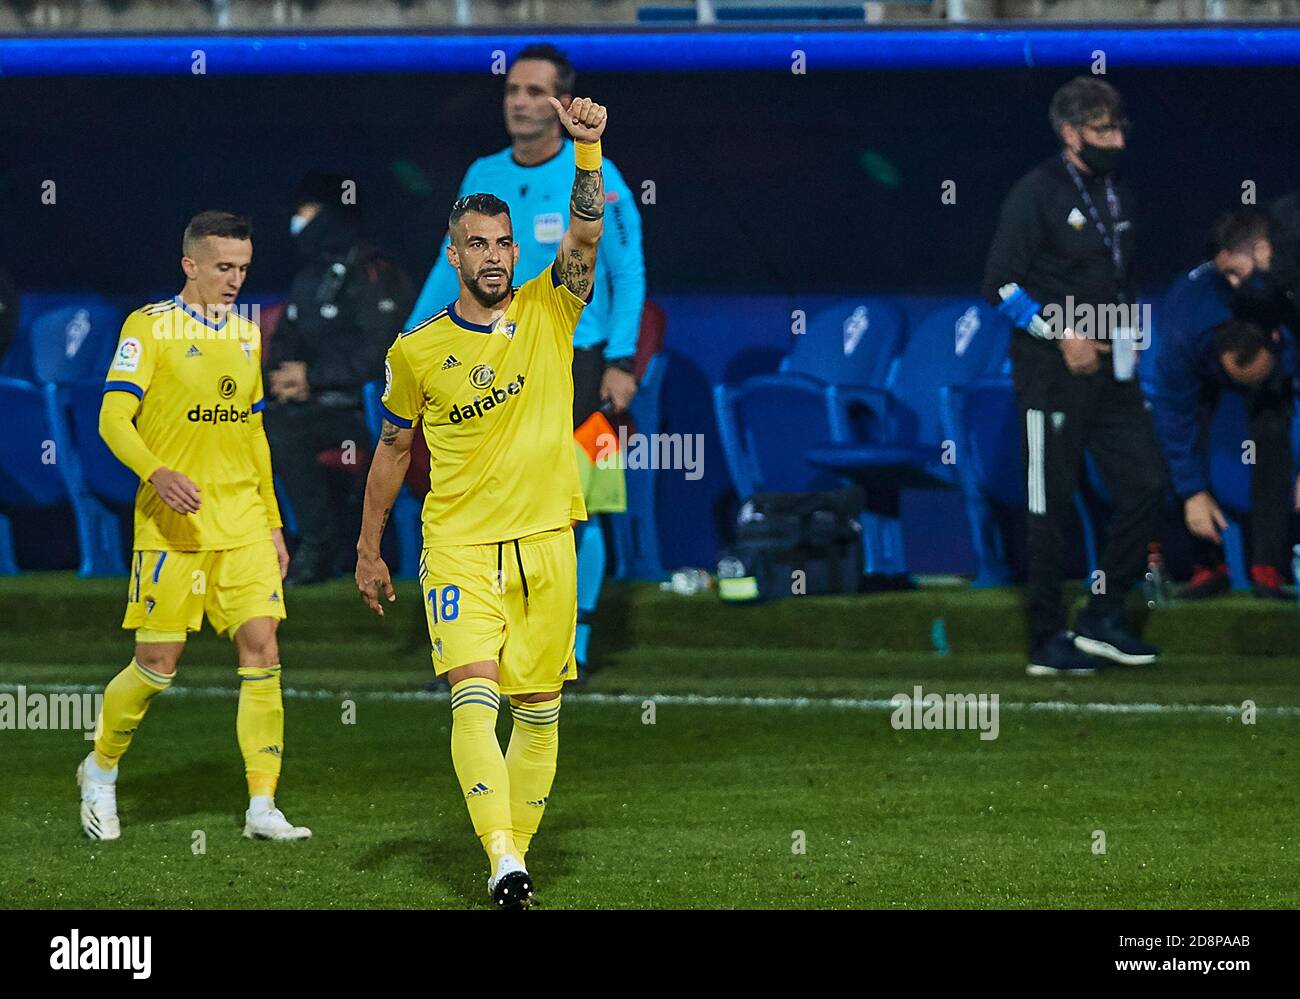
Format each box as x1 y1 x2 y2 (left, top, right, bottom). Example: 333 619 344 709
1151 261 1294 498
406 143 646 360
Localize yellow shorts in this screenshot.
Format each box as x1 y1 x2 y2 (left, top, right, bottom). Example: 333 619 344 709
122 539 286 640
419 526 578 696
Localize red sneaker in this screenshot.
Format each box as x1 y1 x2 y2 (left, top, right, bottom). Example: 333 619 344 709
1250 564 1288 600
1184 564 1229 600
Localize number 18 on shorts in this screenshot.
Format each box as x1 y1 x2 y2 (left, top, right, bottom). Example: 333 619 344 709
417 526 579 696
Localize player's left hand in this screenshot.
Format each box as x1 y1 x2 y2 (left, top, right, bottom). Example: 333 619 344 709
548 96 607 144
355 550 396 617
271 527 290 580
601 366 638 413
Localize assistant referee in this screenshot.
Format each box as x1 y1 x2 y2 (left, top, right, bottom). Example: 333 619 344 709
981 76 1164 676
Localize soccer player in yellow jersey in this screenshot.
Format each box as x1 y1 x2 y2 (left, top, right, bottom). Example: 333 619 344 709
78 211 311 842
356 95 609 908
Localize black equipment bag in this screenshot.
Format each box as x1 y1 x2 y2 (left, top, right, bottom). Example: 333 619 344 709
717 487 864 603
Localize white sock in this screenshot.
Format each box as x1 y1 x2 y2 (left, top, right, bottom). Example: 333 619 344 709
249 795 275 816
85 753 117 783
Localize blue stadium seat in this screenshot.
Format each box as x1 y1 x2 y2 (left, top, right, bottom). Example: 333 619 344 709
2 293 115 382
779 297 905 387
713 374 844 498
805 300 1012 575
941 379 1100 588
47 381 135 576
362 380 423 580
30 300 123 386
0 377 70 573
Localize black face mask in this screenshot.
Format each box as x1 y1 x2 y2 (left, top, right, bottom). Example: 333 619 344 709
1079 141 1122 176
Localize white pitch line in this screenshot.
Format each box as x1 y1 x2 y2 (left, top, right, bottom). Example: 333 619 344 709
1 682 1298 717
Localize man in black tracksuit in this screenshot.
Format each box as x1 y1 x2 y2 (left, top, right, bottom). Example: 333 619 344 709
265 173 413 585
981 76 1164 675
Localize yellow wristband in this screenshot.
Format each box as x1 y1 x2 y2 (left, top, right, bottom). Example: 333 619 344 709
574 139 602 171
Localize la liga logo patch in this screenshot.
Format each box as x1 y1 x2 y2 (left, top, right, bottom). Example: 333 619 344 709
111 337 143 373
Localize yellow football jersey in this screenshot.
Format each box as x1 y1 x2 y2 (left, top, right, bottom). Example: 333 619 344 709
103 297 278 552
382 262 588 547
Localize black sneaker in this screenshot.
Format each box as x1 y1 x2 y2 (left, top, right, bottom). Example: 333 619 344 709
1072 613 1159 667
1026 631 1103 676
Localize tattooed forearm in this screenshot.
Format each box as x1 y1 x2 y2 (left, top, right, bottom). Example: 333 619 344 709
559 247 592 298
570 166 604 222
380 419 400 446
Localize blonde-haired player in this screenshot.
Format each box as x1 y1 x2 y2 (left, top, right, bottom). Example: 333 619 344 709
356 96 608 908
79 211 310 842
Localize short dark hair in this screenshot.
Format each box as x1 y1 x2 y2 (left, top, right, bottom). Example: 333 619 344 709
448 194 512 240
1212 318 1270 368
1210 209 1270 255
183 210 252 256
1049 76 1127 136
513 43 575 97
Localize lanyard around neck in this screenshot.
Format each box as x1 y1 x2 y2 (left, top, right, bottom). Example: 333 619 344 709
1062 152 1125 285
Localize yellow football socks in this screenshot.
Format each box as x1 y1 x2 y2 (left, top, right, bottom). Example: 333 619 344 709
505 695 561 862
449 677 521 870
93 658 172 771
237 664 284 799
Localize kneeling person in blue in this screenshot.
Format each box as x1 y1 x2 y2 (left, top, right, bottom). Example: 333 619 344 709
1152 212 1297 599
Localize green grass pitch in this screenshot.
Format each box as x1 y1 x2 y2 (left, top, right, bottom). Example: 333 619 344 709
1 576 1297 909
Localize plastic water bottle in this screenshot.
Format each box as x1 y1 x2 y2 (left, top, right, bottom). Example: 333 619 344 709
716 557 745 580
1143 543 1171 609
1292 545 1300 608
660 568 713 596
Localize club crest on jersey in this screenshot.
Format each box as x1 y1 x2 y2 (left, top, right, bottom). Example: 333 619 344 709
1067 207 1086 231
469 364 496 390
497 319 516 340
240 340 254 363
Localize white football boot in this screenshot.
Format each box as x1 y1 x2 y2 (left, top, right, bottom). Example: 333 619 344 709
487 854 534 909
243 801 312 841
77 752 121 841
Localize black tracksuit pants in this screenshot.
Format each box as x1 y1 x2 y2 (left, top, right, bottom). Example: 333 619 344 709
1012 335 1166 651
264 400 370 554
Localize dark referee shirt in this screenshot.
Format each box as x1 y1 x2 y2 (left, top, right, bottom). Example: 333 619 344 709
981 153 1135 338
